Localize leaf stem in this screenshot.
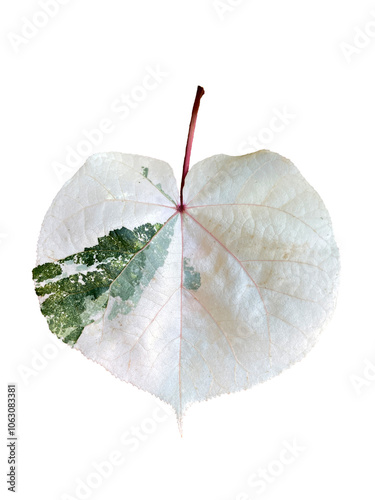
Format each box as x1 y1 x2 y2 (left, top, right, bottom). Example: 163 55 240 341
178 85 205 211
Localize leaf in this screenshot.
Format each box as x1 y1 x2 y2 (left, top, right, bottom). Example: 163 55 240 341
33 88 339 430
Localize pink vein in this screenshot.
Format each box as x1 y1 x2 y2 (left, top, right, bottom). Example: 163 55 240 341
178 212 184 418
184 211 272 362
186 203 328 244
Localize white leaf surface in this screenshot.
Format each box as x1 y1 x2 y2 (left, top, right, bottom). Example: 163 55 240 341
33 149 339 427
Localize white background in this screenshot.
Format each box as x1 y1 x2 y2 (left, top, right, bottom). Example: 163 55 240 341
1 1 375 499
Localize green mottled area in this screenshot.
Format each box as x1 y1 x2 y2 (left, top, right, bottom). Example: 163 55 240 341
33 262 62 283
32 222 166 345
108 216 177 319
183 258 201 291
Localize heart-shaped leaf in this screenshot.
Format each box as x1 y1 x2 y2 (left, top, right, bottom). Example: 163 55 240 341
33 88 339 430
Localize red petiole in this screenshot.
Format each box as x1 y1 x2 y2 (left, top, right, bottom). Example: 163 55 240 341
177 85 205 212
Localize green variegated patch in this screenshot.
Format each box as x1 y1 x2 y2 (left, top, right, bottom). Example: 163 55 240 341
183 257 201 291
108 216 177 320
33 222 168 345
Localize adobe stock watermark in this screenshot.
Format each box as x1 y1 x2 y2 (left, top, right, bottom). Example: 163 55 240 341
235 438 306 499
212 0 247 20
349 358 375 396
7 0 72 54
340 11 375 64
17 340 66 386
52 65 168 184
237 106 296 154
61 404 173 500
